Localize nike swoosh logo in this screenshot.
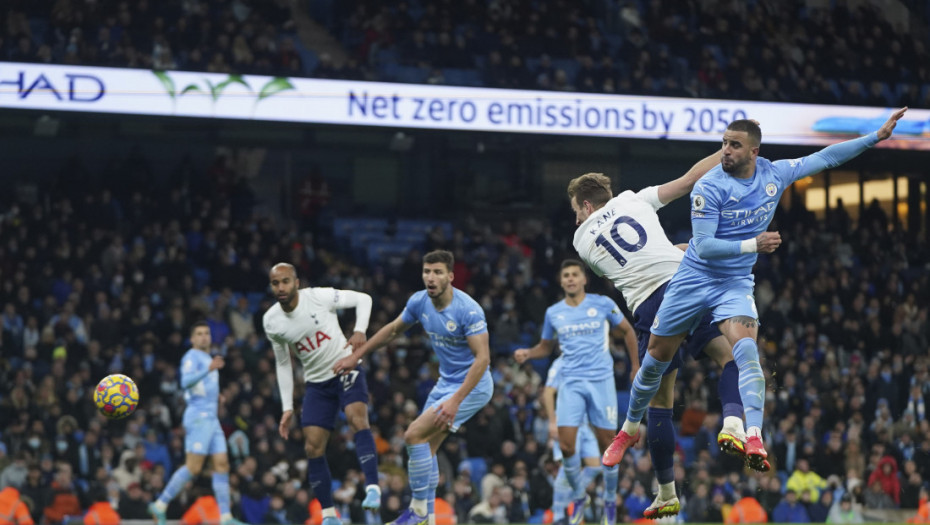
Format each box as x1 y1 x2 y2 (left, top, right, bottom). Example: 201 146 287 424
728 196 740 203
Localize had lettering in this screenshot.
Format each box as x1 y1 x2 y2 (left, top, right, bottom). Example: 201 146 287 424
294 331 332 354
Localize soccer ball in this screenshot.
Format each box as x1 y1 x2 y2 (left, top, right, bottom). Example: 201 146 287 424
94 374 140 420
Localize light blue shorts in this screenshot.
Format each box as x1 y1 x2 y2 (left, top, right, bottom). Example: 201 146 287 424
651 265 758 337
552 423 600 461
555 376 618 431
424 371 493 432
184 410 226 455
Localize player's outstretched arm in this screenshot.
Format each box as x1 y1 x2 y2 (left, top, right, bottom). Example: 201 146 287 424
786 107 907 183
332 314 414 375
656 147 724 205
513 338 556 364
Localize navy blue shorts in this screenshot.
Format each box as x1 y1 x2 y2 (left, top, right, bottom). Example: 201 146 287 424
633 282 722 375
300 367 369 430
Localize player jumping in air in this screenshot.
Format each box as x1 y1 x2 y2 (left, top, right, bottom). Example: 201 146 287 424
604 108 907 483
568 149 747 519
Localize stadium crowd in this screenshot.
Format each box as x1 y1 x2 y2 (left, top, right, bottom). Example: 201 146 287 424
0 0 301 76
3 0 930 108
0 149 928 524
319 0 930 107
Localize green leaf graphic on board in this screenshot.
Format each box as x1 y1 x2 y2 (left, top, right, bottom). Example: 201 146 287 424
258 77 295 102
180 84 203 96
207 75 251 102
153 71 176 99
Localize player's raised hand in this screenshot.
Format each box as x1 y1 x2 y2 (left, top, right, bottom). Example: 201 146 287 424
332 355 359 376
877 107 907 141
209 356 226 371
755 231 782 254
279 410 293 439
513 348 531 364
345 331 367 352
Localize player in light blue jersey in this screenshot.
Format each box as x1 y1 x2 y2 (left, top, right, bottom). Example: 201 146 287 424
544 356 613 525
149 322 244 525
333 250 492 525
605 107 908 473
515 260 638 525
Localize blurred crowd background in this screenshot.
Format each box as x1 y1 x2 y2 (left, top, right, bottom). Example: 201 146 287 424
1 0 929 524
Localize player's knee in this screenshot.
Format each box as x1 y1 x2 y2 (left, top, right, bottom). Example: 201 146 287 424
403 426 428 444
186 461 203 476
558 442 574 458
647 339 676 361
304 440 326 458
346 413 370 433
212 457 230 473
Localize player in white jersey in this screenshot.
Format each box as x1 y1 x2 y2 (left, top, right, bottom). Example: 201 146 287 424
262 263 381 525
568 151 750 519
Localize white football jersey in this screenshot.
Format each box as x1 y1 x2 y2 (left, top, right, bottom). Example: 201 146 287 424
263 288 371 410
573 186 684 313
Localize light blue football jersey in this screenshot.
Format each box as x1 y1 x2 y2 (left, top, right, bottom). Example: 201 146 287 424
181 348 220 416
541 294 623 381
684 132 879 276
401 288 489 383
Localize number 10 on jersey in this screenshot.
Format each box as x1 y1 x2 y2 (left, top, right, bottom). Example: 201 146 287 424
595 216 648 267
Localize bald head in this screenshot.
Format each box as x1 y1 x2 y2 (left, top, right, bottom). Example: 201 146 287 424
269 263 299 310
270 262 296 279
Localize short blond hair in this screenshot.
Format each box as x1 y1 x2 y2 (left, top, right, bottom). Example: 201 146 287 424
567 173 612 207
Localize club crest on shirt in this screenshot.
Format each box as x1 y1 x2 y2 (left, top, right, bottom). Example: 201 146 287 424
446 320 457 332
765 183 777 197
587 308 598 317
652 316 660 330
692 195 705 210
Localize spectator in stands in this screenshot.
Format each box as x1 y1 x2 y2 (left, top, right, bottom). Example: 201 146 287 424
773 489 810 523
867 456 901 507
0 453 28 491
83 488 120 525
0 484 34 525
807 489 833 523
864 479 897 510
118 482 150 520
788 458 829 501
43 463 86 525
829 493 865 523
725 489 767 524
909 486 930 523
